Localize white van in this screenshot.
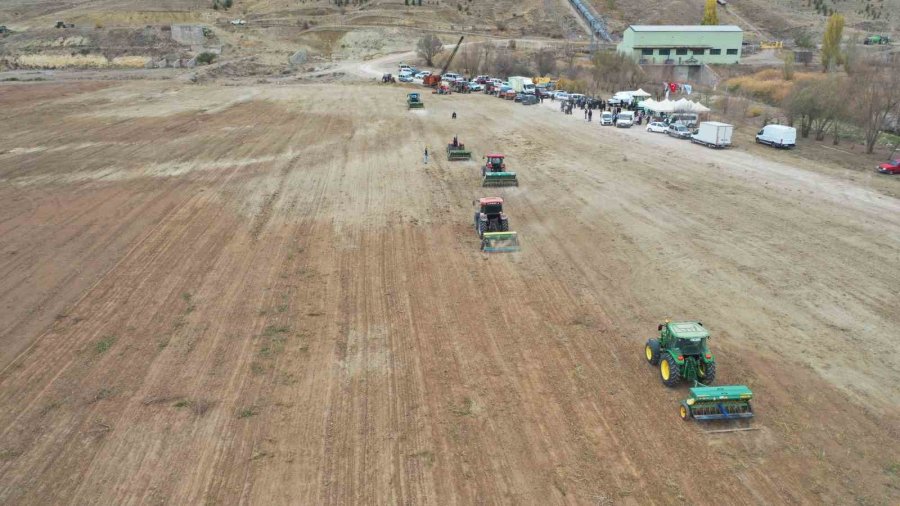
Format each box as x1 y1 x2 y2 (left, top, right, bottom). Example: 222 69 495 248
616 111 634 128
756 125 796 148
600 112 614 126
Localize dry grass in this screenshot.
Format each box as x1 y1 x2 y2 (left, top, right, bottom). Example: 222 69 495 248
725 69 827 104
16 54 151 69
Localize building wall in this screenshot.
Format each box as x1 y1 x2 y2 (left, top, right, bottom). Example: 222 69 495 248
618 28 743 65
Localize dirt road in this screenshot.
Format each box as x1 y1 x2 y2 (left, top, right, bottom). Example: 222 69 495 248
1 79 898 504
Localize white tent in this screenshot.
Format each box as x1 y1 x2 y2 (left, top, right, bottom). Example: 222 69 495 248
631 88 652 98
673 98 710 113
643 99 676 113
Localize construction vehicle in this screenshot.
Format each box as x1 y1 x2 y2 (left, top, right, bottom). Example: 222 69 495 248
447 137 471 161
863 35 891 45
423 36 464 88
644 321 754 421
482 154 518 186
407 92 424 109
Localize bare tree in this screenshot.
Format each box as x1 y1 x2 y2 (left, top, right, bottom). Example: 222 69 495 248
458 45 482 76
852 54 900 153
534 48 557 77
591 50 645 92
417 34 443 66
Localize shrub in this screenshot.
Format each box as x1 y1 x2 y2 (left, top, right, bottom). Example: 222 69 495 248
196 52 217 65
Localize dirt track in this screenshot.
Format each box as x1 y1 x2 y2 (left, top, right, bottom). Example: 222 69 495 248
1 78 899 505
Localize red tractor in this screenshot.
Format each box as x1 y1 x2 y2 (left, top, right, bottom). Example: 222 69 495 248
473 197 510 237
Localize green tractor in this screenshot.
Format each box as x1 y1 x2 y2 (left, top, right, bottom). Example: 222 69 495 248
645 321 754 421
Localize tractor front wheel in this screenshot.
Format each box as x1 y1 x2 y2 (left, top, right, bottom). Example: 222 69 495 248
699 361 716 384
660 354 681 387
645 339 660 365
679 404 691 421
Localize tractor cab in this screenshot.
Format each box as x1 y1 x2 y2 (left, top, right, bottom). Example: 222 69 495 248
408 93 421 102
479 197 504 217
661 321 709 356
485 154 506 172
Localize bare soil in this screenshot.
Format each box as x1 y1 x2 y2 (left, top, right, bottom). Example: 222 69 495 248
0 72 899 505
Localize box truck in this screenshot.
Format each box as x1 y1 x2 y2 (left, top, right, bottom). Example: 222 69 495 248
508 76 535 95
755 124 796 148
691 121 733 148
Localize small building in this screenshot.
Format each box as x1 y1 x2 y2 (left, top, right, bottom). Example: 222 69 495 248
618 25 743 65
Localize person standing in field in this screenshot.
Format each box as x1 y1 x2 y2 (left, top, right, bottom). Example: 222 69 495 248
424 147 429 164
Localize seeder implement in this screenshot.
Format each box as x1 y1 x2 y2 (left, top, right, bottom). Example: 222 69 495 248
481 231 520 252
680 385 754 421
447 143 471 161
482 172 518 186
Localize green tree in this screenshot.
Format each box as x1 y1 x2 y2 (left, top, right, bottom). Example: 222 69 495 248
701 0 719 25
821 13 844 71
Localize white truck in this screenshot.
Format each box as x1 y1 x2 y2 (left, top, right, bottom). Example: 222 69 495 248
755 124 796 149
691 121 733 148
508 76 535 95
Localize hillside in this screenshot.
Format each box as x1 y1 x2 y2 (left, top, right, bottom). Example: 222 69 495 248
2 0 897 69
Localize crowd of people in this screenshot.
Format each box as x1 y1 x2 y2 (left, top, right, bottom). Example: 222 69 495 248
554 94 650 125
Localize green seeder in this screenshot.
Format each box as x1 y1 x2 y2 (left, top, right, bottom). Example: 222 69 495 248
447 143 471 161
481 231 520 252
482 172 518 186
680 385 753 421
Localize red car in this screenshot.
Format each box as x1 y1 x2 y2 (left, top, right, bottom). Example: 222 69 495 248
877 159 900 174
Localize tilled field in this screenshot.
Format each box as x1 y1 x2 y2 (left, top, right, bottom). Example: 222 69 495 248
0 80 898 505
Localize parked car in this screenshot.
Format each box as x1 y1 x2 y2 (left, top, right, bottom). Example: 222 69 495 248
474 75 491 84
646 122 667 133
667 123 692 139
467 81 484 92
521 94 539 105
877 159 900 174
442 72 462 81
414 71 431 79
398 75 413 82
599 112 614 126
553 91 569 100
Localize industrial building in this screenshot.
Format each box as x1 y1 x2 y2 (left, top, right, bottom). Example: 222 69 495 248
617 25 744 65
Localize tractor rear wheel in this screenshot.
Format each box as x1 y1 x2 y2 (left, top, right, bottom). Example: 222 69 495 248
660 354 681 387
645 339 660 365
699 361 716 384
500 218 509 232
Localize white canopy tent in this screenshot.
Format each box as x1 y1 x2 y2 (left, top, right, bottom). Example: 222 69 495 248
673 98 710 113
630 88 652 98
642 98 676 113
